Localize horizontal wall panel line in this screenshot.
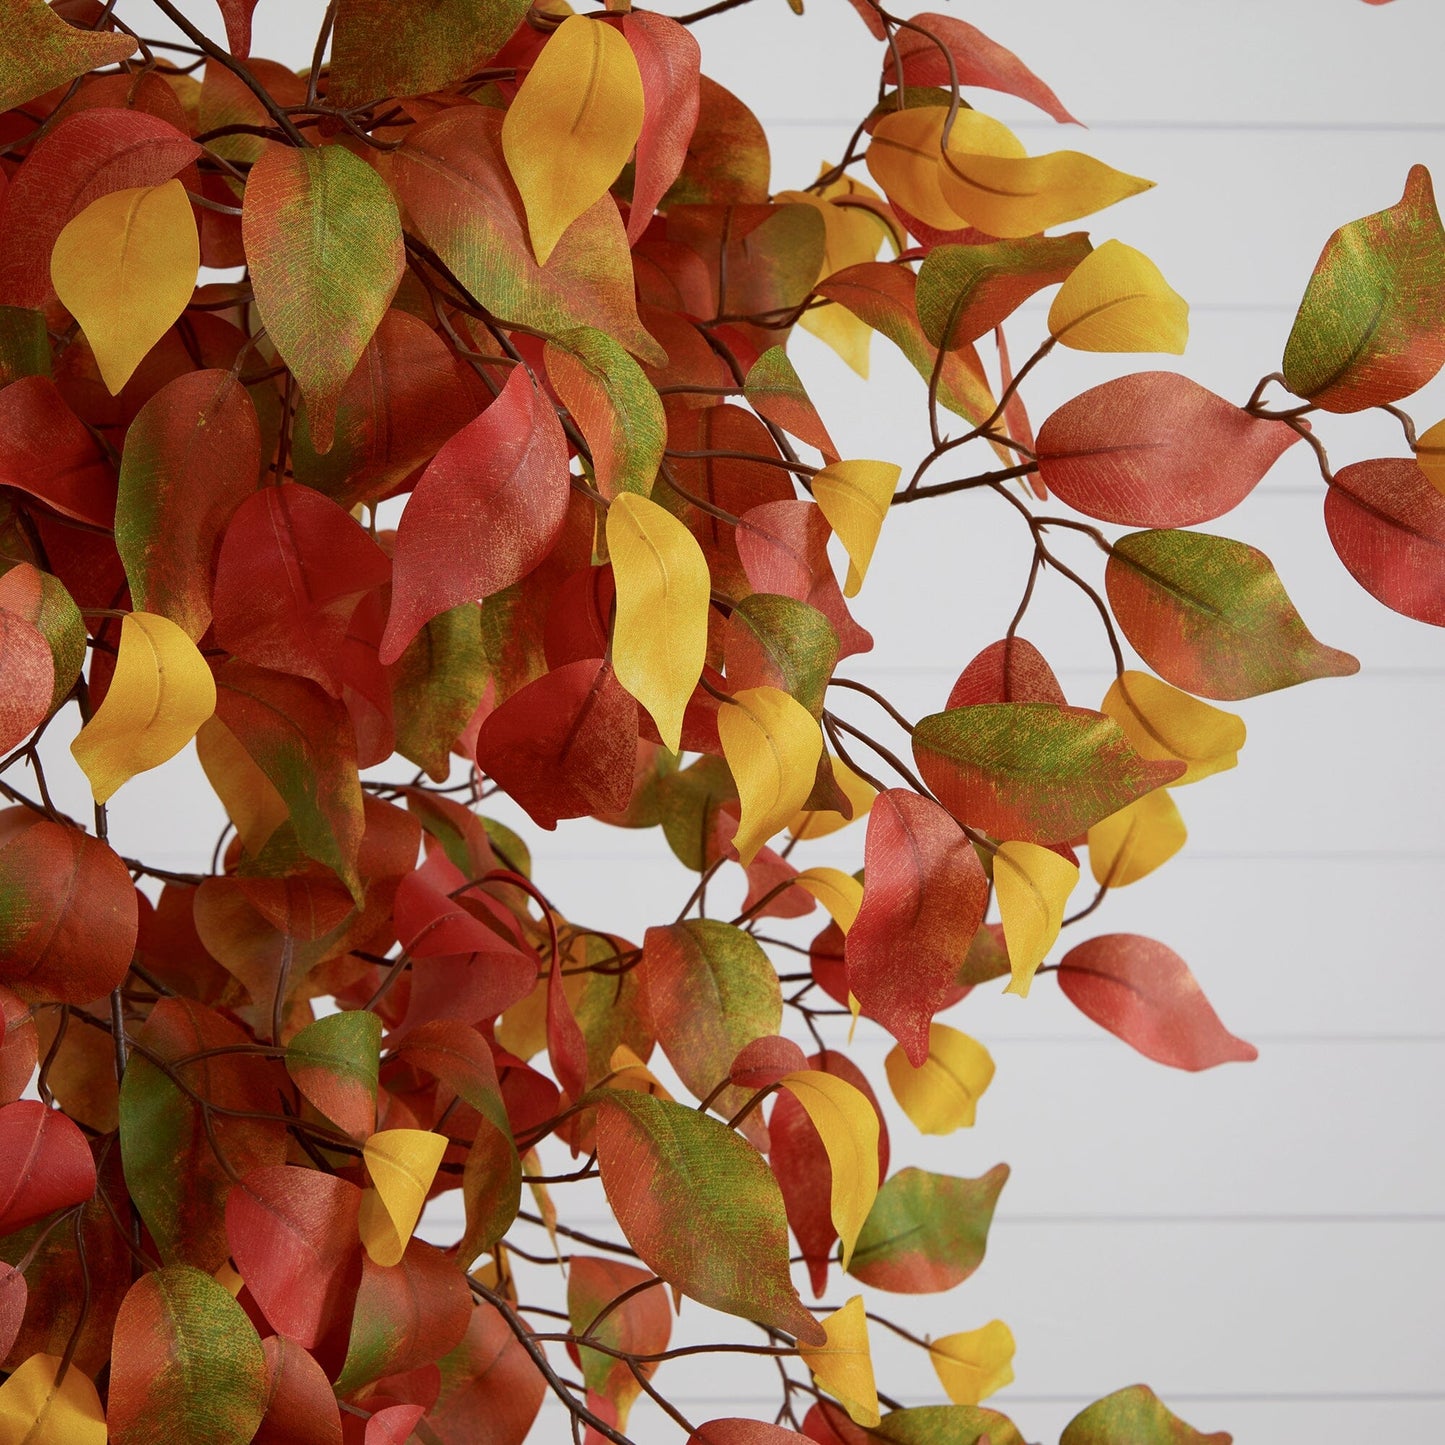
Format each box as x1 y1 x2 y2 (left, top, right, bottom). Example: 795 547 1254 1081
762 118 1445 135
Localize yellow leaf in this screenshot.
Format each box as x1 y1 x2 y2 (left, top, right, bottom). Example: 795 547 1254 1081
938 116 1153 240
1415 418 1445 494
606 492 710 754
50 179 199 393
789 753 876 840
496 981 549 1062
501 15 645 264
793 867 863 933
812 459 902 596
865 107 975 232
994 841 1078 997
214 1261 246 1298
1047 239 1188 354
604 1044 674 1101
799 303 875 378
779 1071 879 1269
1101 670 1244 785
929 1320 1016 1405
1087 789 1187 888
884 1023 995 1135
0 1354 106 1445
196 714 289 855
717 686 823 865
71 611 217 804
358 1127 448 1267
799 1295 881 1428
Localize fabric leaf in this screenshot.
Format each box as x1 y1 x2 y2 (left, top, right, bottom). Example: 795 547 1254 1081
994 840 1078 997
1047 240 1188 354
798 1296 880 1429
811 460 902 596
718 686 823 864
358 1128 449 1267
884 1024 995 1135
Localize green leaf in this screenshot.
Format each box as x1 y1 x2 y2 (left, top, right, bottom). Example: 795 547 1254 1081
108 1267 267 1445
0 306 50 386
724 594 839 718
848 1164 1009 1294
243 143 404 452
592 1090 824 1344
119 999 288 1272
1061 1385 1233 1445
391 602 488 782
912 702 1182 844
642 920 782 1122
328 0 532 107
1283 165 1445 412
1106 529 1360 701
284 1008 382 1140
874 1404 1026 1445
658 754 738 872
0 0 136 114
916 234 1092 351
545 327 666 499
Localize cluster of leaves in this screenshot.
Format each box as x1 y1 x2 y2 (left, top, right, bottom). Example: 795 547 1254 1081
0 0 1440 1442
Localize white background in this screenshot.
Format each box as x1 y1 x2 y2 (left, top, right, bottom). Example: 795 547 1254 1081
51 2 1445 1442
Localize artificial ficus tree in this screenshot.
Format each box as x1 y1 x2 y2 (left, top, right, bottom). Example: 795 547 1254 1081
0 0 1437 1441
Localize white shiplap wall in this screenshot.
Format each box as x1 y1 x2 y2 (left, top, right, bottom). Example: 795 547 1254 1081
77 2 1445 1441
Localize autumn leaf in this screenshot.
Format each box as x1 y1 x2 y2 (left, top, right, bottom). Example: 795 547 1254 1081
811 460 901 596
50 180 198 394
622 12 703 244
502 15 645 264
108 1266 268 1445
884 1024 995 1135
1036 372 1299 528
1099 671 1244 784
1106 529 1360 699
799 1297 881 1428
0 0 136 117
0 564 85 718
1061 1385 1233 1445
793 867 864 933
849 1164 1008 1293
382 364 570 663
744 348 840 462
846 791 987 1065
0 605 52 756
358 1128 449 1267
567 1257 671 1427
284 1009 381 1140
0 1353 106 1445
929 1321 1017 1406
1047 240 1189 353
1087 789 1187 888
253 1336 343 1445
0 1101 96 1233
994 840 1078 996
1283 164 1445 412
71 611 217 804
243 143 404 452
1057 934 1258 1071
607 491 711 752
718 686 823 864
592 1090 825 1344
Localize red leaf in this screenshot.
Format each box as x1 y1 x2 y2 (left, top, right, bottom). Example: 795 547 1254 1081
0 376 116 528
802 1401 873 1445
427 1301 547 1445
0 605 53 753
622 13 702 245
1057 934 1258 1071
736 500 873 660
214 484 392 694
729 1035 808 1090
476 658 640 829
0 108 200 309
216 0 260 56
845 791 988 1065
365 1405 426 1444
0 820 138 1003
382 365 569 663
1324 457 1445 625
115 368 261 640
947 636 1066 707
335 1240 474 1396
882 13 1079 124
225 1165 365 1351
255 1336 344 1445
0 1261 25 1361
690 1423 815 1445
770 1051 889 1298
1036 372 1300 527
293 309 480 512
0 985 38 1105
0 1100 96 1233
